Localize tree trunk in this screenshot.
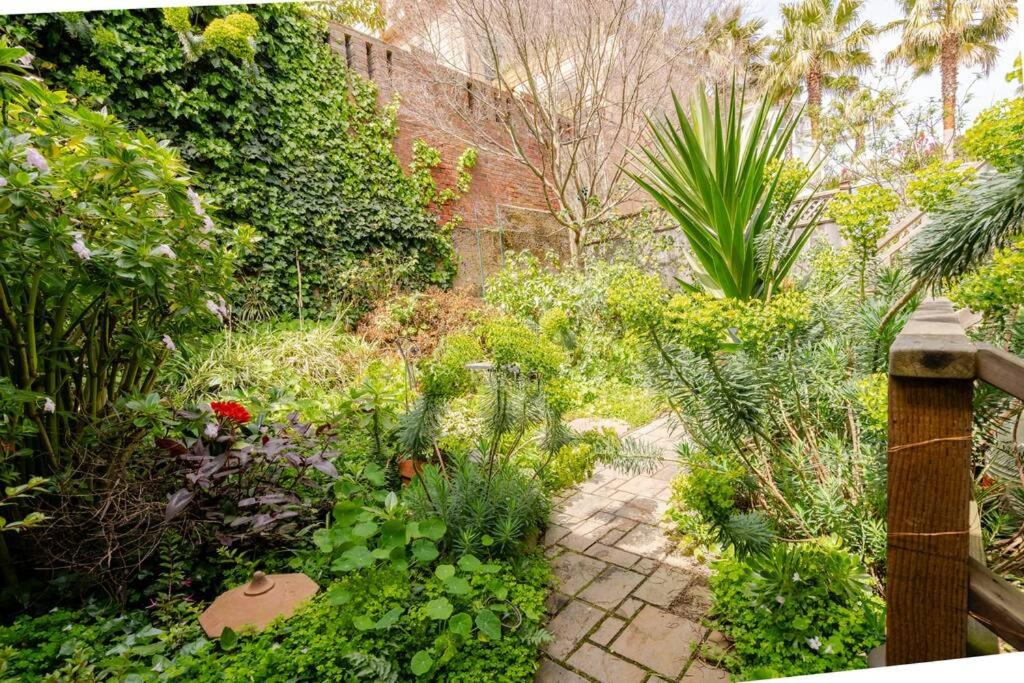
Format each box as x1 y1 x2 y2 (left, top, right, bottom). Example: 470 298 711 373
940 35 959 157
806 64 822 140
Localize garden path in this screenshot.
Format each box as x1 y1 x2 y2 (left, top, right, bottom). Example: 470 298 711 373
535 416 728 683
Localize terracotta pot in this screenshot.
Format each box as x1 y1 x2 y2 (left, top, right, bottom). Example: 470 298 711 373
397 459 425 483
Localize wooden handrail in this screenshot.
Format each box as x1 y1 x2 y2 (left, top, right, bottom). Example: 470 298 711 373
887 298 1024 664
977 343 1024 401
968 557 1024 650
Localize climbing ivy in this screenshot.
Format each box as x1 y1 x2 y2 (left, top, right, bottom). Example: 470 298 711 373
1 5 458 317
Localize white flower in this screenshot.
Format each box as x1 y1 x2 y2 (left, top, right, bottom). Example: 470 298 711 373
823 645 833 655
0 176 7 187
42 397 55 413
197 240 210 251
775 595 785 605
161 334 176 352
204 422 219 439
792 572 801 582
807 637 822 651
18 53 33 67
187 188 204 215
71 233 92 260
150 244 176 259
201 216 215 234
25 147 48 174
205 297 228 323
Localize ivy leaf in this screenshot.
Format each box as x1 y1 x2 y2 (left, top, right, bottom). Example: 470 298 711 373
487 580 508 601
435 564 456 581
419 517 447 541
412 539 439 563
353 615 375 631
325 585 351 605
332 545 372 572
443 576 471 595
475 609 502 641
425 597 454 620
448 612 472 638
410 650 434 677
219 627 238 651
457 554 483 573
375 607 403 630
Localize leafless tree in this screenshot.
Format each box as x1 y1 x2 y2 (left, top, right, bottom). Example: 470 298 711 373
387 0 718 260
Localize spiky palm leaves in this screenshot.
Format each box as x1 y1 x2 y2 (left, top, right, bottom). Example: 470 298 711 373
629 84 821 299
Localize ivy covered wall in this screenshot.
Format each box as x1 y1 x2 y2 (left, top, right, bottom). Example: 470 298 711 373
1 4 455 317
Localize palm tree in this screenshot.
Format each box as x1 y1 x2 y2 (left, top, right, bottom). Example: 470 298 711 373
887 0 1016 150
768 0 879 140
700 5 767 88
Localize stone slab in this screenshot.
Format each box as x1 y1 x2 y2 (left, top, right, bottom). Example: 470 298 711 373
545 600 605 660
567 642 646 683
550 551 607 596
611 605 704 679
578 567 645 610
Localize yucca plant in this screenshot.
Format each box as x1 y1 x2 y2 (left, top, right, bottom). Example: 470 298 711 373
629 83 821 299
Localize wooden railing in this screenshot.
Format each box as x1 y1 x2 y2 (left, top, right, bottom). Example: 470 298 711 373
886 298 1024 664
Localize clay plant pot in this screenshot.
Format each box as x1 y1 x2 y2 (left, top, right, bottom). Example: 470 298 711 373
397 459 425 485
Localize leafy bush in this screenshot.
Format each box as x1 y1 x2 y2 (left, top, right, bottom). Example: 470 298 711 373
3 6 461 317
0 45 239 477
906 159 977 213
709 538 885 679
826 185 899 296
961 97 1024 171
950 236 1024 321
405 456 550 558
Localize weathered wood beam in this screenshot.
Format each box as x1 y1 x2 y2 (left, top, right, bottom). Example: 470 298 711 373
887 298 975 665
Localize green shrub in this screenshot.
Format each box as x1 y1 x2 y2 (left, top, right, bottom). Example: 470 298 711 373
420 333 483 400
537 442 597 491
950 236 1024 320
826 185 899 296
710 538 885 679
3 6 458 317
961 97 1024 171
906 159 977 213
480 318 565 378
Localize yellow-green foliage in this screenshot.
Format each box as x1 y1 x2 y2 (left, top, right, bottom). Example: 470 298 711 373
826 185 899 259
161 6 192 33
961 98 1024 171
480 317 565 377
542 376 577 416
665 290 811 356
542 442 598 491
906 160 977 213
539 307 572 344
420 333 483 399
666 293 742 355
854 373 887 434
950 237 1024 319
606 268 667 332
767 158 811 217
736 291 813 354
202 12 259 60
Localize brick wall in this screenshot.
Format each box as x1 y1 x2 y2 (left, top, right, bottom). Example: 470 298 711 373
327 23 568 292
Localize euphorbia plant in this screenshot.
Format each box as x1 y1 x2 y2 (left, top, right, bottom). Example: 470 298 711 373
0 44 248 475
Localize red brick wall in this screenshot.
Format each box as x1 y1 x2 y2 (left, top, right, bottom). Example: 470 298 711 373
327 23 554 230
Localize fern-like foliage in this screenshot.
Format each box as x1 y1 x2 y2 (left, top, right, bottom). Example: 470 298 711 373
343 652 398 683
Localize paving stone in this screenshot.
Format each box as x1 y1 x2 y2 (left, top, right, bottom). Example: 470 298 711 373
633 565 695 608
614 496 668 524
652 463 681 482
585 542 641 568
579 567 645 610
661 551 709 575
633 557 660 575
615 597 643 619
615 523 671 559
608 489 636 502
675 582 713 617
551 551 607 595
545 545 564 559
551 510 585 527
559 529 599 553
568 417 631 437
567 642 646 683
598 527 627 545
681 662 730 682
534 658 589 683
544 524 571 546
561 491 614 518
545 600 605 659
589 615 626 646
611 605 704 679
545 591 572 616
618 476 667 497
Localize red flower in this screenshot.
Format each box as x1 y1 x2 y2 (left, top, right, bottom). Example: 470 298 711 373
210 401 251 424
980 474 996 489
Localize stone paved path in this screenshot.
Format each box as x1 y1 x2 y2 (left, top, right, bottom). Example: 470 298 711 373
536 416 729 683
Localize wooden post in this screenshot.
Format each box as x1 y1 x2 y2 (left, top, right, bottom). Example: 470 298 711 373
886 298 975 664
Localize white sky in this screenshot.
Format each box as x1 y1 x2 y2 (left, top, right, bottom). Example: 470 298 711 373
749 0 1024 125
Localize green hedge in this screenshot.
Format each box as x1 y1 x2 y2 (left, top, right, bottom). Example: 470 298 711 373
2 5 454 317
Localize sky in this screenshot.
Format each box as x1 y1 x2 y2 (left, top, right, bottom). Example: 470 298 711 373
749 0 1024 126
